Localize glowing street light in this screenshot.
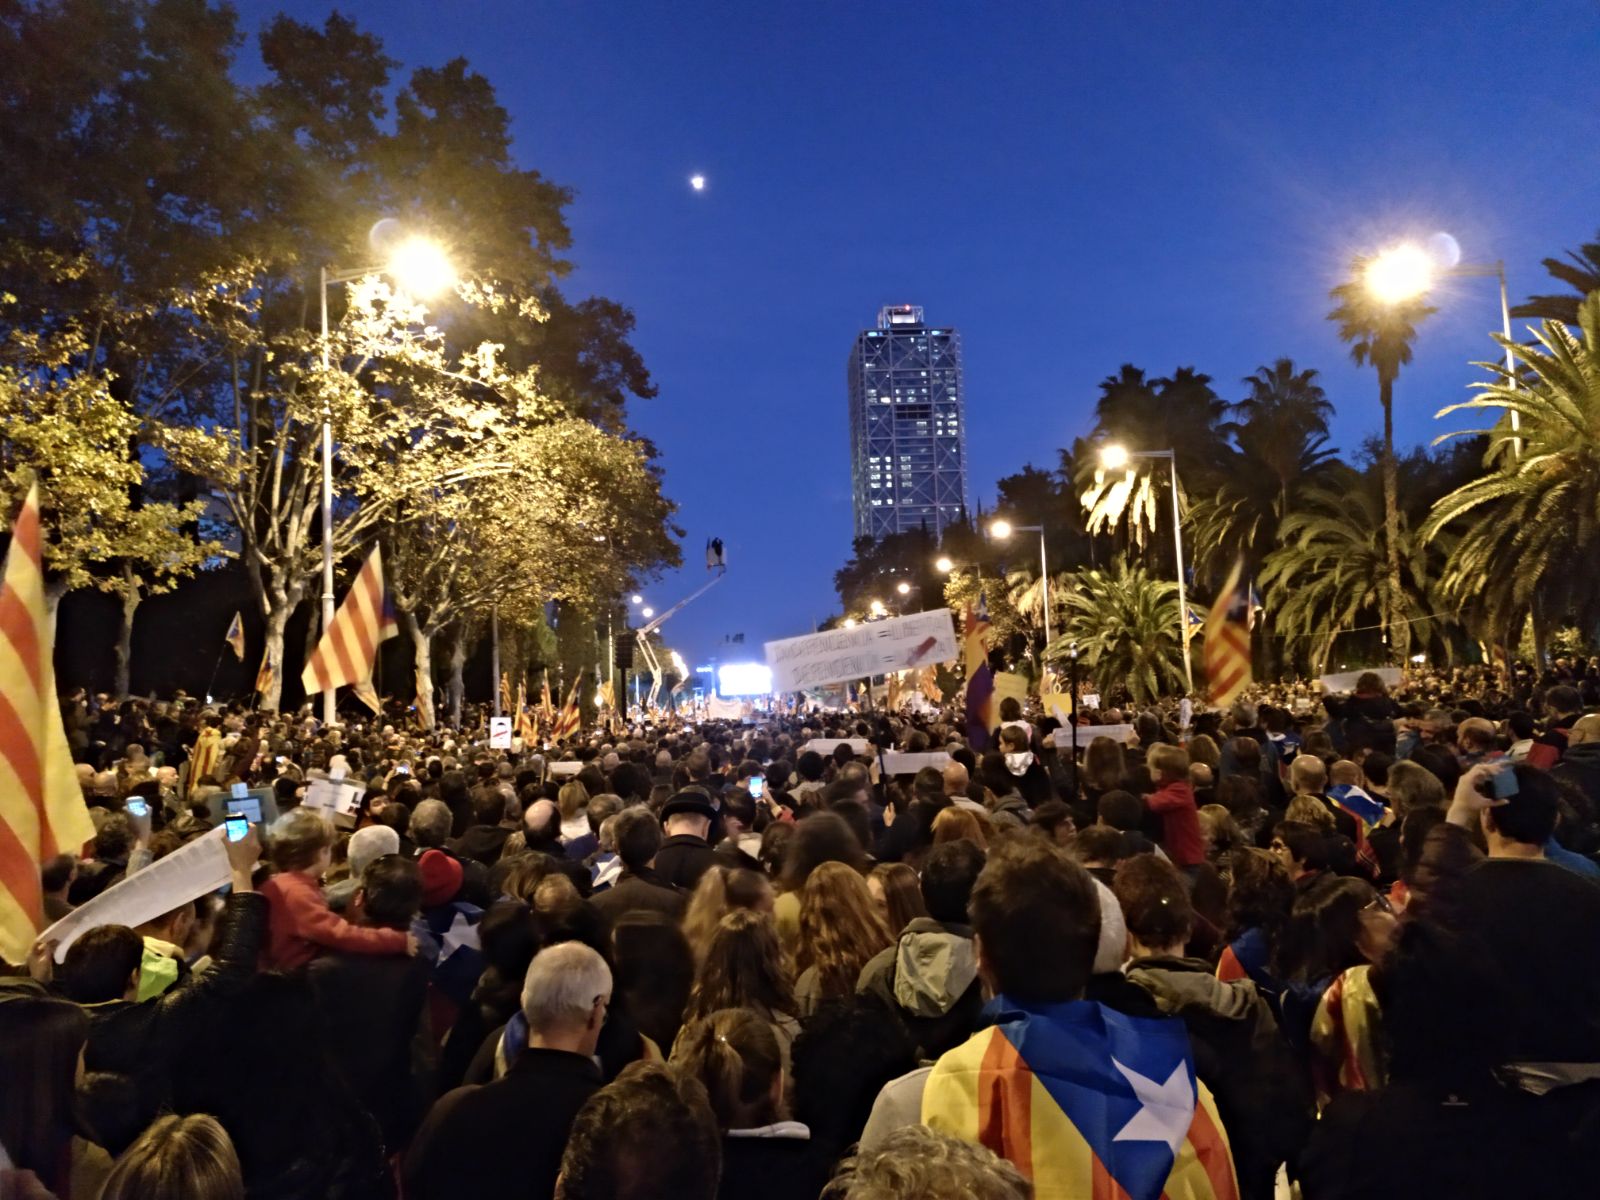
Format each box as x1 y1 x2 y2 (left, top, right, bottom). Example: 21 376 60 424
641 607 655 619
843 618 858 629
1094 445 1193 691
935 555 954 574
1363 243 1435 306
989 518 1013 540
896 581 911 596
631 594 644 605
987 519 1054 649
869 599 887 618
1098 443 1131 472
315 231 456 725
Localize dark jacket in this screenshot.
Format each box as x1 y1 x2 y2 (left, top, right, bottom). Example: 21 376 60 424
1553 741 1600 813
653 833 718 890
308 942 431 1148
590 867 686 925
718 1130 833 1200
449 823 512 867
856 917 983 1060
84 891 269 1118
1124 955 1314 1200
875 796 948 864
404 1048 601 1200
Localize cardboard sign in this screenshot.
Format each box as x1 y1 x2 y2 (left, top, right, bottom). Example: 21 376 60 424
802 738 869 757
45 829 232 962
765 609 959 692
1319 667 1402 694
1051 724 1136 750
880 751 952 775
488 717 512 749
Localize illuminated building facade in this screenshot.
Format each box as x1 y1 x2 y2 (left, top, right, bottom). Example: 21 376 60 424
847 305 969 540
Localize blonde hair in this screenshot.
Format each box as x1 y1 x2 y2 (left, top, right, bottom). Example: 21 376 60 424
100 1114 243 1200
268 807 333 872
686 909 794 1025
798 862 891 1001
670 1007 784 1131
558 780 590 821
1285 794 1335 830
1147 743 1189 781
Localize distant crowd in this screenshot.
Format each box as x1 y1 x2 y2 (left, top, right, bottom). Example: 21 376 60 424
6 657 1600 1199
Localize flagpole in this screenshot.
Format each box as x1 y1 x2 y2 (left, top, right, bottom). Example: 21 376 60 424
204 646 228 704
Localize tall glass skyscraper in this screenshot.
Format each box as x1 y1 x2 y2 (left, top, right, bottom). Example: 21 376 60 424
848 305 969 540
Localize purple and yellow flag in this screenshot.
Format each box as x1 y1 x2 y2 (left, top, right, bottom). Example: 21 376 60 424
923 997 1238 1200
963 594 995 750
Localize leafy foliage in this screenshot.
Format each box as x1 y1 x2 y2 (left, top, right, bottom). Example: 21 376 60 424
1510 229 1600 326
1047 560 1184 704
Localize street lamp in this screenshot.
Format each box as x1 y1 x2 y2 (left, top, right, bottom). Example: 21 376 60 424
1364 240 1519 451
934 555 955 574
318 233 456 725
869 599 887 618
641 607 655 619
1098 444 1193 691
631 594 643 605
843 618 858 629
896 580 911 596
988 519 1054 650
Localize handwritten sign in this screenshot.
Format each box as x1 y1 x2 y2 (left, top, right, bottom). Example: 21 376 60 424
1052 724 1136 750
1319 667 1402 693
765 610 959 693
44 829 232 962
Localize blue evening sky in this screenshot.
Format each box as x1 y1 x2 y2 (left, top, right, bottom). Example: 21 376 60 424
237 0 1600 668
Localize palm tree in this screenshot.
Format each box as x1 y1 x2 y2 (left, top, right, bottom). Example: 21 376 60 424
1260 462 1448 670
1510 229 1600 325
1424 294 1600 658
1328 260 1436 652
1047 559 1183 703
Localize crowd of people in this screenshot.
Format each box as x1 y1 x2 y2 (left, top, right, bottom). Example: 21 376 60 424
6 659 1600 1199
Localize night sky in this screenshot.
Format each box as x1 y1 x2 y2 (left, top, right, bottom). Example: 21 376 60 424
235 0 1600 670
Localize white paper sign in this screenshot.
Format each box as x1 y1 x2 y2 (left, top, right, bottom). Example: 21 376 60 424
303 773 364 816
548 760 584 778
880 751 952 775
765 610 959 692
44 829 232 962
1319 668 1401 694
1052 724 1136 750
488 717 513 749
802 739 869 756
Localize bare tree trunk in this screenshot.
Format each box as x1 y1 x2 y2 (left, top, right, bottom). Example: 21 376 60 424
1379 372 1405 662
448 627 468 728
113 567 140 699
258 578 301 713
404 611 436 730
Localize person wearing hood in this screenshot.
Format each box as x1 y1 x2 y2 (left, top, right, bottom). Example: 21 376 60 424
1116 854 1312 1200
996 724 1052 807
856 840 986 1060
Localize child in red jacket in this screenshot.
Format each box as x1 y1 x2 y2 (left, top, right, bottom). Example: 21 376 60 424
260 808 413 970
1145 743 1205 869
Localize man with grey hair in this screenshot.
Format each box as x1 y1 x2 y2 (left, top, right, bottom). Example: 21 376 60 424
326 824 401 912
404 941 610 1200
409 799 453 851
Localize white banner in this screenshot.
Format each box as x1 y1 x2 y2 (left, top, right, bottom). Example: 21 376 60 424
765 609 959 693
880 751 952 775
44 828 232 961
802 738 870 756
1319 667 1401 693
1051 724 1136 750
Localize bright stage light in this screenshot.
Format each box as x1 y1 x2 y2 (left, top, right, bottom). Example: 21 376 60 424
718 662 772 696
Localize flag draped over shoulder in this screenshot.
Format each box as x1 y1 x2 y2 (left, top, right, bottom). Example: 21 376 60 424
963 596 995 751
224 611 246 661
300 545 398 696
1203 560 1252 707
922 997 1238 1200
0 484 96 964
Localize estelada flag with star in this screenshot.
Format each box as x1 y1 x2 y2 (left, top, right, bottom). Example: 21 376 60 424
1203 559 1252 708
922 997 1238 1200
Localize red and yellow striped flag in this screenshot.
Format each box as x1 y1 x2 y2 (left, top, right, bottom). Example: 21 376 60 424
253 646 277 701
552 674 583 742
300 545 398 697
1204 559 1252 707
0 484 95 963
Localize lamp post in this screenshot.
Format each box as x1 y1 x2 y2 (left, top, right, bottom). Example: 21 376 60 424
989 519 1053 650
1098 445 1193 692
317 235 455 725
1363 244 1519 454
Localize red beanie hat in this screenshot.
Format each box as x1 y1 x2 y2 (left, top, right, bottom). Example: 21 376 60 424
418 848 464 908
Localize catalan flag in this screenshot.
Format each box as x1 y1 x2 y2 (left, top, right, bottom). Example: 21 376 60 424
300 545 398 698
498 673 513 718
224 611 246 661
1203 560 1252 708
253 646 277 702
515 679 539 745
922 997 1238 1200
351 679 381 716
551 674 583 743
0 484 96 964
540 674 555 724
